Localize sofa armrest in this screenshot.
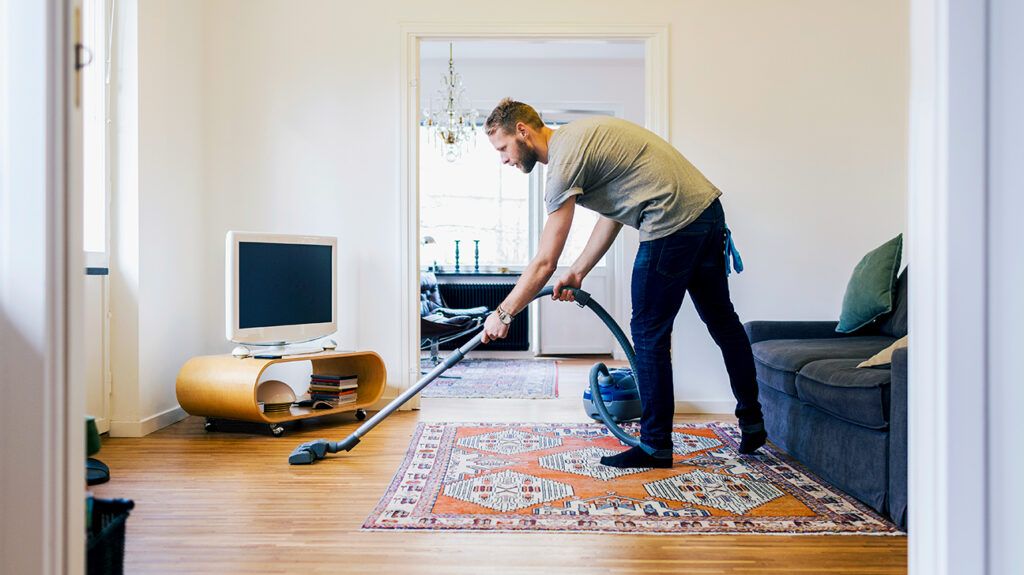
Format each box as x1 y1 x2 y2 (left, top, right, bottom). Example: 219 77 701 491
888 346 908 529
743 320 843 344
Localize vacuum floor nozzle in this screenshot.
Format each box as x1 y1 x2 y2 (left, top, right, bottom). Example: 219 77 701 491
288 439 333 465
288 435 361 465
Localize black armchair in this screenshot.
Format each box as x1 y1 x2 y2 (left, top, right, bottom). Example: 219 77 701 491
420 272 490 367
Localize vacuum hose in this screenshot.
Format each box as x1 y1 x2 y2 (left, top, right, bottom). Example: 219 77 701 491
554 288 654 455
288 286 651 464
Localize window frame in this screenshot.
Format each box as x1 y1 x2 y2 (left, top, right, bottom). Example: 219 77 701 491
82 0 110 268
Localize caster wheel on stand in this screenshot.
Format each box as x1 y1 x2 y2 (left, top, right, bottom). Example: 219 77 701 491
269 424 285 437
355 409 367 421
204 418 217 432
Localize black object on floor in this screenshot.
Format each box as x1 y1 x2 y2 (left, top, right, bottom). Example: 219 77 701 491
87 497 134 575
86 458 110 486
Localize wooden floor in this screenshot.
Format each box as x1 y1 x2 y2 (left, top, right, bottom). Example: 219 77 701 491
92 357 907 574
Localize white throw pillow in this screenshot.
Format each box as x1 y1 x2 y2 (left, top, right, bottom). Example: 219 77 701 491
857 335 909 368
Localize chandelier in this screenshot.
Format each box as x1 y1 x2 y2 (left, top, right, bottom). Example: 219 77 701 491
423 43 479 162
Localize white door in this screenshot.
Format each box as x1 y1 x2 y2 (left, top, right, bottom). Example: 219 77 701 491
535 168 616 355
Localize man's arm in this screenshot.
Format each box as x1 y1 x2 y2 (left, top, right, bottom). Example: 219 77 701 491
480 197 575 343
552 216 622 302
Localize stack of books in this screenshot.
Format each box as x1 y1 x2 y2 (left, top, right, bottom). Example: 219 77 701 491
308 373 358 409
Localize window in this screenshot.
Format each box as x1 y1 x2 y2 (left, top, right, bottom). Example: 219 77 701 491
419 116 608 272
82 0 109 257
420 129 530 270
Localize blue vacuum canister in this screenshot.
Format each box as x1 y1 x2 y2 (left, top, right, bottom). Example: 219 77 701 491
583 367 642 423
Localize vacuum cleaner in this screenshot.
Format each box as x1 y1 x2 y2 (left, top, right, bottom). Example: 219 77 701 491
583 367 641 423
288 286 651 465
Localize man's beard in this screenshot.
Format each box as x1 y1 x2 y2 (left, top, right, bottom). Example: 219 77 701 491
516 139 539 173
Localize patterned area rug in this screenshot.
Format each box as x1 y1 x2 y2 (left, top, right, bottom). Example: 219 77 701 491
364 422 902 535
419 359 558 399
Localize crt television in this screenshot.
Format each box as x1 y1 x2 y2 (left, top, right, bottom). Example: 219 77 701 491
225 231 337 349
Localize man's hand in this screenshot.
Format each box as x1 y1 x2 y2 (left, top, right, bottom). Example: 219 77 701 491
552 270 584 302
481 312 510 344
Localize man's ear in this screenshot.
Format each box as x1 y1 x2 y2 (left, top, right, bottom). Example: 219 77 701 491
516 121 529 139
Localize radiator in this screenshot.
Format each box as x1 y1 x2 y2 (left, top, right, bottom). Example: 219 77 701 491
438 282 528 351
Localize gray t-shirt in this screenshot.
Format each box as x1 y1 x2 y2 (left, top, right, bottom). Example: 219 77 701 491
545 116 722 241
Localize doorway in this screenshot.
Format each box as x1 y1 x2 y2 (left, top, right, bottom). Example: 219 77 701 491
399 26 670 398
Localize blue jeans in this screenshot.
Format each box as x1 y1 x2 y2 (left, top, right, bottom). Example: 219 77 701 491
630 199 763 450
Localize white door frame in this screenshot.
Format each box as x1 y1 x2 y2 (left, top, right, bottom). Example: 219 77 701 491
0 0 83 573
397 23 669 398
907 0 990 572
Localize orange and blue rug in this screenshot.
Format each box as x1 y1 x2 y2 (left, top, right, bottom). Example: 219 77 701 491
363 422 902 535
419 359 558 399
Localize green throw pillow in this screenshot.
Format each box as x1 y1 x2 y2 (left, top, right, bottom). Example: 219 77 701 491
836 234 903 333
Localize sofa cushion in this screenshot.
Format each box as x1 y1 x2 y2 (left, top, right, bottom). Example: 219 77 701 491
796 359 891 429
878 268 908 339
751 336 896 396
836 234 903 333
858 335 908 368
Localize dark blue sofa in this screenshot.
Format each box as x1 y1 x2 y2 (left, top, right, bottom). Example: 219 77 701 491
744 270 908 529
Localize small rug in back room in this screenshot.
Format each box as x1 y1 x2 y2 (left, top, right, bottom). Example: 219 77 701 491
363 421 903 535
419 358 557 399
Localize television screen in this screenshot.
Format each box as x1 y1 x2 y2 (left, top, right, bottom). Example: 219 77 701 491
238 241 333 329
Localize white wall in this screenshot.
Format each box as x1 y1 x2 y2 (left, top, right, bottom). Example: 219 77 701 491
108 0 205 435
667 2 909 408
109 0 141 434
137 0 206 427
200 3 368 358
132 0 907 420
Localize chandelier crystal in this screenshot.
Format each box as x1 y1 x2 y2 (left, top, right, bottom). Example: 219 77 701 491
423 43 479 163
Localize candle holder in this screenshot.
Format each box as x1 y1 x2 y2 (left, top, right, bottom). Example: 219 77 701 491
454 240 461 273
474 240 480 273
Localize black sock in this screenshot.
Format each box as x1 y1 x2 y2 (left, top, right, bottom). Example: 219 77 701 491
599 445 673 469
738 425 768 455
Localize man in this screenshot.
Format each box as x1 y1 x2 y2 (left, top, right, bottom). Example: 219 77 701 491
479 98 766 469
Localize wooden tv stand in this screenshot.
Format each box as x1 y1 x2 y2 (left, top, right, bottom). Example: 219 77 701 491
175 350 386 436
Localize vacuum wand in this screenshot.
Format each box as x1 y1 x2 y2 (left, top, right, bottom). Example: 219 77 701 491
288 285 650 464
288 330 487 464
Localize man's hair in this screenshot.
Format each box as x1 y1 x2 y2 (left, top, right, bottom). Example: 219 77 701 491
485 98 544 135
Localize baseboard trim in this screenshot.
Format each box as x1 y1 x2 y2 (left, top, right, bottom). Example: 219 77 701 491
674 400 735 415
109 405 189 437
93 416 110 435
540 346 615 355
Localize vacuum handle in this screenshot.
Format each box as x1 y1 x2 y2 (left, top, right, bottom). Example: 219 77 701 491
537 285 591 306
